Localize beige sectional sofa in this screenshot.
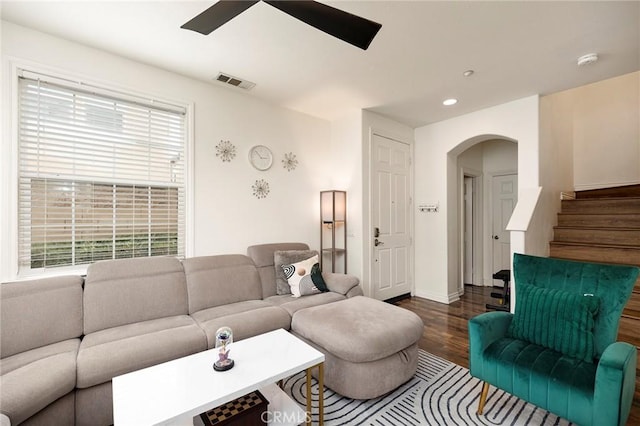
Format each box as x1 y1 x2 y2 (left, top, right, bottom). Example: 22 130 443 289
0 276 83 426
0 243 363 426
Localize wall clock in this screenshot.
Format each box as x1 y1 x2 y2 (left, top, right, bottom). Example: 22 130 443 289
248 145 273 171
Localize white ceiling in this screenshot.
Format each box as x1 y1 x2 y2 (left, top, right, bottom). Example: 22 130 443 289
1 1 639 127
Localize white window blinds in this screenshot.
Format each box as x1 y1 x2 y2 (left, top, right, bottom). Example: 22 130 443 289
17 74 186 272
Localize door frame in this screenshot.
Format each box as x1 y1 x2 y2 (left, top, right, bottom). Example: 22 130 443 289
459 167 482 292
363 128 414 299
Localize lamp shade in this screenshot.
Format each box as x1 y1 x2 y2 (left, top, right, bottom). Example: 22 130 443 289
321 190 346 223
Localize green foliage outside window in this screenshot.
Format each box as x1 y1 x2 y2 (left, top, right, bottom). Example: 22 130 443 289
30 233 178 268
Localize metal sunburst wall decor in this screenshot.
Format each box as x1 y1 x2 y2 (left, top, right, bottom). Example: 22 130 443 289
282 152 298 172
252 179 270 199
215 140 236 162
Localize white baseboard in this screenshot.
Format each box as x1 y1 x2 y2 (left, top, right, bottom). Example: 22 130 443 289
415 289 460 304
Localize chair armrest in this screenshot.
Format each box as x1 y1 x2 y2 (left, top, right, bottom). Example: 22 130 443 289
593 342 637 426
468 311 513 351
322 272 361 296
468 311 512 377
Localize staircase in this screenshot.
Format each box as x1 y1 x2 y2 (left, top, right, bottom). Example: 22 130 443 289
550 184 640 392
551 185 640 328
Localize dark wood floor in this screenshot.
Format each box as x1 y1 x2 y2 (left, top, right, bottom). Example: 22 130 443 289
394 285 640 425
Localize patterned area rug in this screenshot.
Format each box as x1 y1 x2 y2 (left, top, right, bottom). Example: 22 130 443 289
283 350 573 425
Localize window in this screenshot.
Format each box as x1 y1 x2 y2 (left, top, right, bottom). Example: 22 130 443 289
17 72 186 273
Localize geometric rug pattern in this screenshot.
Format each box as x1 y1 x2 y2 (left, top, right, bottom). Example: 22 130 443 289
283 350 573 425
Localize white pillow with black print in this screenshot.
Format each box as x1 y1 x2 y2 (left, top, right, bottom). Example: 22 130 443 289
282 255 322 297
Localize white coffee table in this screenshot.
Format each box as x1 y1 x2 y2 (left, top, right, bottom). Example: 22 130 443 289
112 328 324 426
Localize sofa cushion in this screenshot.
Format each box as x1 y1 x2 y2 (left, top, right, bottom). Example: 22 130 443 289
77 315 206 388
291 296 423 363
247 242 310 298
508 283 600 362
322 272 361 296
23 392 75 426
274 250 318 295
483 337 597 426
83 256 189 334
182 255 263 314
1 276 83 358
190 300 291 348
0 339 79 425
265 292 345 316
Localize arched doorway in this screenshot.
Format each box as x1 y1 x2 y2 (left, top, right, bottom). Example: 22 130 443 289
448 135 518 296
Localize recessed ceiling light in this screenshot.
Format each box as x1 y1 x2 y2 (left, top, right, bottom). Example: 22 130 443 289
443 98 458 106
463 70 474 77
577 53 598 66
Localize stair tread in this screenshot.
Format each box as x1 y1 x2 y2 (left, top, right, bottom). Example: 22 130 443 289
565 197 640 202
558 212 640 215
576 184 640 199
554 226 640 230
550 241 640 249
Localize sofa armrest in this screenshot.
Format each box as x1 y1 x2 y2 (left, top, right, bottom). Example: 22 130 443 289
468 311 512 377
593 342 637 426
322 272 361 297
1 413 11 426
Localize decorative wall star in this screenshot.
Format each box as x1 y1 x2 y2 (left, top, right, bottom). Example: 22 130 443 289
252 179 270 199
215 140 236 162
282 152 298 171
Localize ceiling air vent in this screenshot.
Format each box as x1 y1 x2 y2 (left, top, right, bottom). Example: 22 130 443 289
215 73 256 90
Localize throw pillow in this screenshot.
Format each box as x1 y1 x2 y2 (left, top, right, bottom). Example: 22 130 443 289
282 255 326 297
508 283 600 363
310 263 328 292
274 250 318 295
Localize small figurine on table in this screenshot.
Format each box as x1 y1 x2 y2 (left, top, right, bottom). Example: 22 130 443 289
213 327 234 371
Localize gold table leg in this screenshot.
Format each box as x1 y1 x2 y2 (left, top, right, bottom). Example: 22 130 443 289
306 368 311 425
318 363 324 425
305 362 324 426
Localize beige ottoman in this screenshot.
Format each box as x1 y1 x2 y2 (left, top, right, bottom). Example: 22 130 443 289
291 296 424 399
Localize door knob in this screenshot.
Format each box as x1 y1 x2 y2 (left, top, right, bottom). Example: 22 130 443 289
374 239 384 247
493 235 499 240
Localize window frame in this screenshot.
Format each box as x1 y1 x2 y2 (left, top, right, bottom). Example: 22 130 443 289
2 61 194 281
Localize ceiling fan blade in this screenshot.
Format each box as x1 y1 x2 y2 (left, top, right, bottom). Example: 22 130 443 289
181 0 259 35
263 0 382 50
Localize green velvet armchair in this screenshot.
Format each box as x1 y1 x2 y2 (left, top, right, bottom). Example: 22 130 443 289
469 253 639 426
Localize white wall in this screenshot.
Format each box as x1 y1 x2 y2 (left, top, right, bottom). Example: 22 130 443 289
414 96 540 303
543 71 640 191
458 143 484 171
329 109 363 276
482 140 518 173
536 90 576 257
0 21 334 280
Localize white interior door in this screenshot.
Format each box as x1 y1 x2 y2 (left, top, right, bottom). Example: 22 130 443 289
371 134 412 301
491 174 517 276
